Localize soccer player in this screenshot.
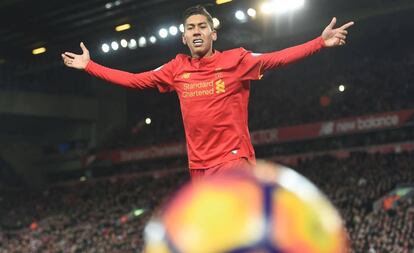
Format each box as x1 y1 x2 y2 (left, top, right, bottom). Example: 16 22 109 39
62 5 354 179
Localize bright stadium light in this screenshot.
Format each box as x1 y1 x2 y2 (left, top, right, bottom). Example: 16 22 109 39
149 36 157 44
179 24 184 33
159 28 168 38
216 0 232 4
101 43 110 53
290 0 305 10
145 118 152 125
120 39 128 48
263 0 305 15
138 36 147 47
213 17 220 29
169 26 178 36
32 47 46 55
115 23 131 32
247 8 257 18
260 2 273 15
339 85 346 92
128 39 137 49
273 0 290 14
235 10 247 22
111 41 119 50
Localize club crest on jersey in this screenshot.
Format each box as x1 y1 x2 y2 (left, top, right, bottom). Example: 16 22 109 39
215 79 225 94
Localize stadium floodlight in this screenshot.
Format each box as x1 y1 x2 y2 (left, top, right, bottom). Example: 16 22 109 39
216 0 232 4
247 8 257 18
159 28 168 38
111 41 119 50
105 3 112 9
120 39 128 48
213 17 220 29
114 0 121 6
101 43 110 53
339 85 346 92
169 26 178 36
179 24 184 33
235 10 247 22
263 0 305 15
291 0 305 10
115 23 131 32
145 117 152 125
260 2 273 15
138 36 147 47
32 47 46 55
149 36 157 44
128 39 137 49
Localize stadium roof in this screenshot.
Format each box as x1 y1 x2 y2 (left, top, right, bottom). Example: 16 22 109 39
0 0 412 66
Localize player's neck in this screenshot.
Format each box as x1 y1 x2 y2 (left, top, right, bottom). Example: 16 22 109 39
192 49 215 59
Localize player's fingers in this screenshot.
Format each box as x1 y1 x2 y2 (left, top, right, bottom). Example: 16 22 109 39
61 54 70 62
327 17 337 29
339 39 346 46
340 21 354 30
64 52 77 59
61 54 73 65
80 42 89 54
335 34 346 40
339 30 348 35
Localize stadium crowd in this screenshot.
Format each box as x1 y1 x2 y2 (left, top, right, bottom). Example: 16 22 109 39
295 152 414 253
1 151 413 252
0 170 188 253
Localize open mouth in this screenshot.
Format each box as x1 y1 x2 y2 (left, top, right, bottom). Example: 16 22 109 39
193 39 203 47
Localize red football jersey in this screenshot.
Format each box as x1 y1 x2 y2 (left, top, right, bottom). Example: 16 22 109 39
85 37 325 169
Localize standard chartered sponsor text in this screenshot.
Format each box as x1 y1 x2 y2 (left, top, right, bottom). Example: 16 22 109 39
184 81 213 90
183 81 214 97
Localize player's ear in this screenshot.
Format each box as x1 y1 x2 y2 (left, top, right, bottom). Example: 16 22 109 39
212 30 217 42
182 34 187 45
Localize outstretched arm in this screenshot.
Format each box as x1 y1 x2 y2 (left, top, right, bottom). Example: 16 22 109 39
239 17 355 80
61 43 174 92
260 17 355 66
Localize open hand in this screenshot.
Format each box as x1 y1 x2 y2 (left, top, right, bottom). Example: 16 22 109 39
61 42 90 69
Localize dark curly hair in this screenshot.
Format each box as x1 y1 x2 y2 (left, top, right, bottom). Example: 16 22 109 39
182 5 214 30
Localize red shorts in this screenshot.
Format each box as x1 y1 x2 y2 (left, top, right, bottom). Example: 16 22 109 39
189 158 254 180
